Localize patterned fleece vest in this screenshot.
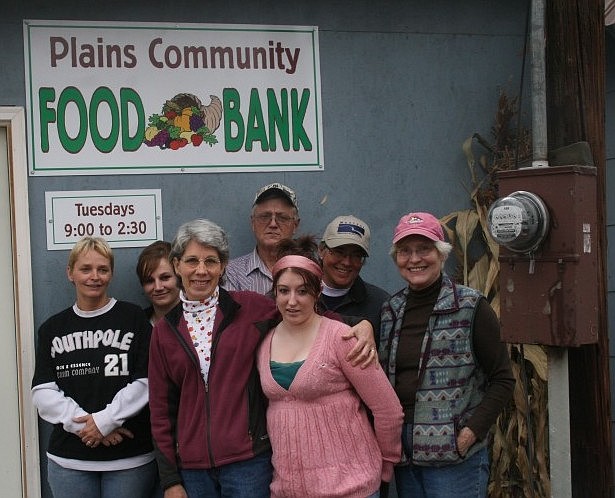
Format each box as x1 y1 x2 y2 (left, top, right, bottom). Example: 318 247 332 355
379 274 487 465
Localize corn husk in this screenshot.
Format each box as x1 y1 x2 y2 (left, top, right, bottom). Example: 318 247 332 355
443 90 548 497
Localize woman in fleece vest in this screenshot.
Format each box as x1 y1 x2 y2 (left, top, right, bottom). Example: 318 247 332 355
379 212 515 498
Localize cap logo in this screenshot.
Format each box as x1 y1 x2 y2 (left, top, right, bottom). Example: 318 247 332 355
253 182 297 208
407 216 424 224
337 223 365 237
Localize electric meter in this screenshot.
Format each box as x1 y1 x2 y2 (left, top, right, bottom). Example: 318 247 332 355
487 190 550 253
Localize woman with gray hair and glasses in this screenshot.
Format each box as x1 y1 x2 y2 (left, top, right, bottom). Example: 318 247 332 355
148 219 376 498
379 212 515 498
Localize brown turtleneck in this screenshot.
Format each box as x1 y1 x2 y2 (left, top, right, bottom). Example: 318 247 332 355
394 275 515 439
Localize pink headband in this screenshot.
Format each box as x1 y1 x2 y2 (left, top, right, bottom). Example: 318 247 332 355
272 255 323 279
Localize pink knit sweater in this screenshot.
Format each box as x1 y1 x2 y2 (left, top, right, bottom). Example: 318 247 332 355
257 316 403 498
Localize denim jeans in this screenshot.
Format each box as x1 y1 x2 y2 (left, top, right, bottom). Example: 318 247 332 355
394 446 489 498
47 458 158 498
180 450 272 498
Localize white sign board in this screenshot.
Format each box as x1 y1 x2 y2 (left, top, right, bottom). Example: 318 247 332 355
24 20 323 176
45 189 163 250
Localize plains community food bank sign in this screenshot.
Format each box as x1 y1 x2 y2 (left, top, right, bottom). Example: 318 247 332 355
23 20 323 175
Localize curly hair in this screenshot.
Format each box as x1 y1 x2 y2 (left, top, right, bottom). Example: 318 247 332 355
276 235 319 262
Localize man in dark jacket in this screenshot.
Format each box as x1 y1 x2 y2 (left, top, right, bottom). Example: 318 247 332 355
318 215 390 339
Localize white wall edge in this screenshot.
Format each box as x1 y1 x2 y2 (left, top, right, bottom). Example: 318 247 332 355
0 106 41 498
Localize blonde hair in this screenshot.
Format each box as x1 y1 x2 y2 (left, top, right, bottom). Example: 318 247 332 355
68 237 114 272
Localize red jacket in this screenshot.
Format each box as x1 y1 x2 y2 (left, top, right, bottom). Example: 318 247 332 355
148 289 279 490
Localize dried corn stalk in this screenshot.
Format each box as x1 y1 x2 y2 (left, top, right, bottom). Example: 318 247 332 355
441 91 549 497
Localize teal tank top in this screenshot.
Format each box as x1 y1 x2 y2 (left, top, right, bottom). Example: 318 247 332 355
270 360 304 390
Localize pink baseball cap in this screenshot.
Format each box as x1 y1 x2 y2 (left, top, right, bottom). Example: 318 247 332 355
393 212 444 244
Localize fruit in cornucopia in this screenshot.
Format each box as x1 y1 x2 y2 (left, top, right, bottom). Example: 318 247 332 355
191 134 204 146
144 92 222 149
174 111 192 132
169 138 188 150
163 93 222 134
144 126 159 141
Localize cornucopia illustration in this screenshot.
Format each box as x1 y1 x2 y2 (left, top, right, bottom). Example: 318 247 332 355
143 93 222 150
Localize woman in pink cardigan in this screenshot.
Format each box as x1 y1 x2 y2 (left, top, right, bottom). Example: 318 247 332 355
257 237 403 498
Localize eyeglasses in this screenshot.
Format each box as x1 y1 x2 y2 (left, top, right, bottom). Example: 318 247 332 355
180 257 221 269
395 244 435 259
326 246 366 264
252 212 296 226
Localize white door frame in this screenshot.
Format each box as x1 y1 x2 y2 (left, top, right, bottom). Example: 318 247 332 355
0 106 40 497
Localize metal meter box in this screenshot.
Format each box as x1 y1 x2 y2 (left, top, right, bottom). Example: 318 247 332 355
496 165 598 346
